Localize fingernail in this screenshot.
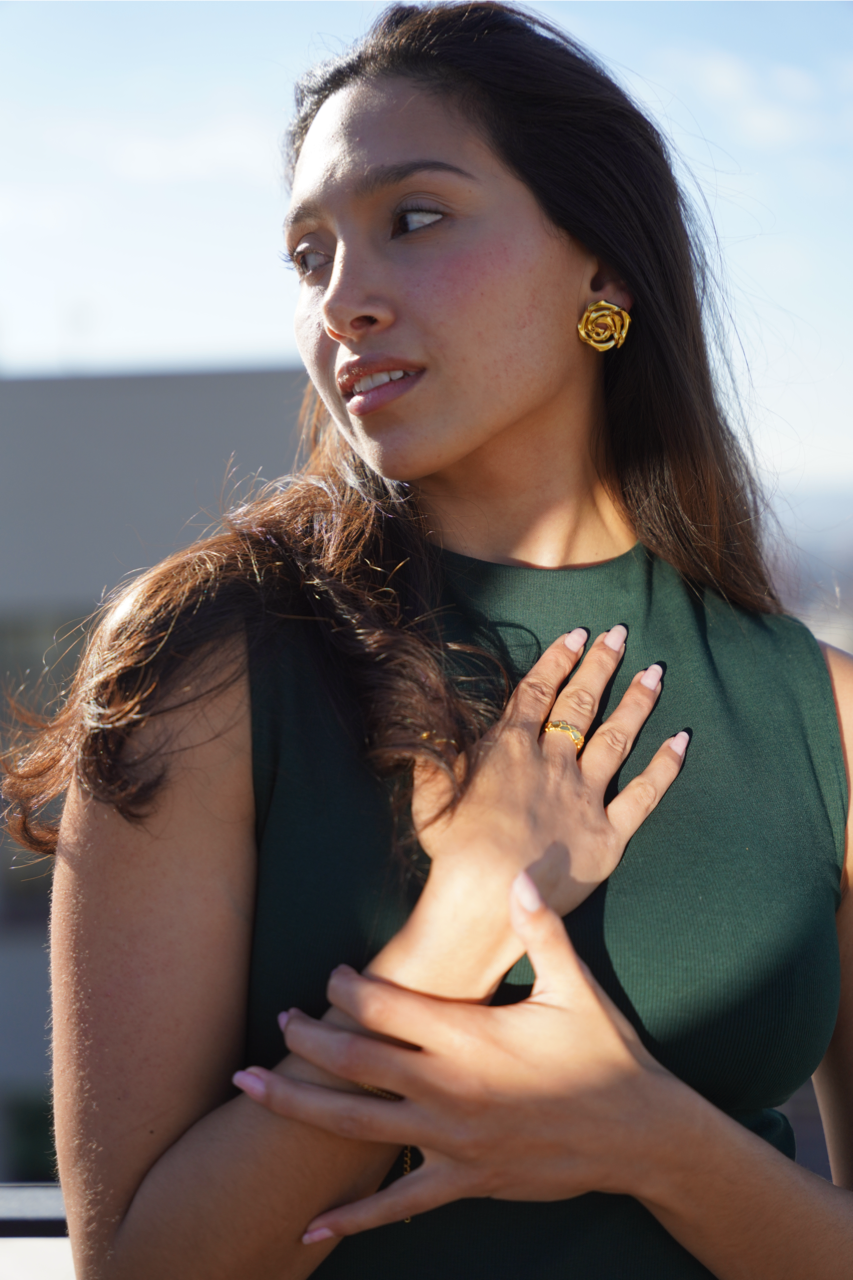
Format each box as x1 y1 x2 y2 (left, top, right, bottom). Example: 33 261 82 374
303 1227 336 1245
277 1011 291 1032
640 663 663 690
512 871 543 913
233 1069 267 1101
563 627 587 653
604 624 627 652
670 730 690 758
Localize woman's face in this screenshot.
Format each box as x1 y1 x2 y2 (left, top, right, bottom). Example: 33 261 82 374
287 77 608 485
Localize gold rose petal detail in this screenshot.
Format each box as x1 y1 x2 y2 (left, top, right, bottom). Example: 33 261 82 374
577 300 632 352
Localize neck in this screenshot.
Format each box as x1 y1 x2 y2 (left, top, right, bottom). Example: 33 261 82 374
415 408 636 570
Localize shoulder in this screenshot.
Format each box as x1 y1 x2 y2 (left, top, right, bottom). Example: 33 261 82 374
819 643 853 894
820 642 853 715
814 642 853 1184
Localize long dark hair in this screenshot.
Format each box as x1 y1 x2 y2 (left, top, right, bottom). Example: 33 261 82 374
3 1 778 855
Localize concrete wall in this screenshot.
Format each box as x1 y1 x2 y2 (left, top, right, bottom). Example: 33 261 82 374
0 368 306 619
0 367 305 1178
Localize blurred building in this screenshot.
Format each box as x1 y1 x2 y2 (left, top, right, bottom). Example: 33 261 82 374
0 367 849 1182
0 368 304 1179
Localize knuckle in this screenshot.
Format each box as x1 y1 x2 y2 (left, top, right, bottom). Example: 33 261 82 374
335 1038 367 1078
596 724 630 756
562 685 596 719
499 721 531 751
335 1103 369 1141
360 984 392 1023
631 778 658 810
518 675 556 707
448 1119 488 1164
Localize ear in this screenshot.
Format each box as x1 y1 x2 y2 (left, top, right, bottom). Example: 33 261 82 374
587 259 633 313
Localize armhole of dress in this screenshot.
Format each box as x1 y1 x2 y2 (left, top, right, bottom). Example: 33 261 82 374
247 630 275 853
789 615 850 883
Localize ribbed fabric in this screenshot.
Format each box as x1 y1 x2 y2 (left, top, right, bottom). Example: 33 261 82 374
247 544 846 1278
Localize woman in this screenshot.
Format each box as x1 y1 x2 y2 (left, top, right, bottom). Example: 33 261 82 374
5 3 853 1277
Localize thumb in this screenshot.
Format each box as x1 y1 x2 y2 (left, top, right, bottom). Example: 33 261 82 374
509 872 586 1000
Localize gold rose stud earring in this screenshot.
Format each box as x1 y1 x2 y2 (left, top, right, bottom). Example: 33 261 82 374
577 300 632 351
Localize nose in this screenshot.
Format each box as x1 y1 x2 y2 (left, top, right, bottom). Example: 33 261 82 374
322 246 394 343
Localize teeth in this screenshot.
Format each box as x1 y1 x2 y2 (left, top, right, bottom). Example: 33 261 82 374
351 369 409 395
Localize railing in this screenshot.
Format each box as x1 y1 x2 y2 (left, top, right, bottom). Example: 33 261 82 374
0 1183 66 1237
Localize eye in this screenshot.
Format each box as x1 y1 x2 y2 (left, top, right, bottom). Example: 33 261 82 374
290 243 331 277
395 208 443 235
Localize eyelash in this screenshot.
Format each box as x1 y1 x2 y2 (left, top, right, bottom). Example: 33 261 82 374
287 205 444 278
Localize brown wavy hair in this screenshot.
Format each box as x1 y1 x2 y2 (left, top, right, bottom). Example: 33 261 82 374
3 1 779 856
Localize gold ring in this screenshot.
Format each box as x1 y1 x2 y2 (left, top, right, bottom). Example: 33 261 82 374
358 1082 403 1101
542 721 585 753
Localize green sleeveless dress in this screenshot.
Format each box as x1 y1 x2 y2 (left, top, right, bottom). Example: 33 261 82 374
247 544 847 1279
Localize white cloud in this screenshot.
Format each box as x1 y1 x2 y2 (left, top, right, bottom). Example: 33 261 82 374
47 113 284 188
694 52 754 103
0 185 77 234
771 64 821 105
671 52 819 147
654 48 832 150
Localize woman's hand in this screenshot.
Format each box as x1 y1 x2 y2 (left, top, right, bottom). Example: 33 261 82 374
413 624 686 920
233 873 679 1242
369 626 688 999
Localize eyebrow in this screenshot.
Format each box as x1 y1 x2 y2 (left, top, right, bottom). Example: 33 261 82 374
284 160 477 233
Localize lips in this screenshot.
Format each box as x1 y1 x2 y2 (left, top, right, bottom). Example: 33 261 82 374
350 368 413 396
337 357 424 400
336 357 425 416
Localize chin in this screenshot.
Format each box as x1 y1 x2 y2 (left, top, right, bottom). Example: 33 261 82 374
342 429 447 486
357 453 431 485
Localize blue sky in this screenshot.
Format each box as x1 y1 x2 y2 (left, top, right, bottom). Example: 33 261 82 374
1 1 852 489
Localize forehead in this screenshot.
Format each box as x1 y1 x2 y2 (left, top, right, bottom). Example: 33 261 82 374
289 78 494 210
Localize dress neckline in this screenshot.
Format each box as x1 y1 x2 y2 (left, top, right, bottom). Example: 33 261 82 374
438 541 646 579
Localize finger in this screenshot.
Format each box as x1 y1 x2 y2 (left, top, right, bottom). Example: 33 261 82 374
232 1066 431 1147
508 878 658 1067
508 872 587 1001
606 731 689 844
326 966 468 1055
282 1009 422 1096
302 1162 464 1242
543 624 627 745
502 628 588 736
509 877 660 1067
578 664 663 790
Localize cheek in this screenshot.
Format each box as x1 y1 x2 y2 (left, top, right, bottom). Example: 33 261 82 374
294 297 322 375
420 237 571 398
293 302 354 438
295 302 336 394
